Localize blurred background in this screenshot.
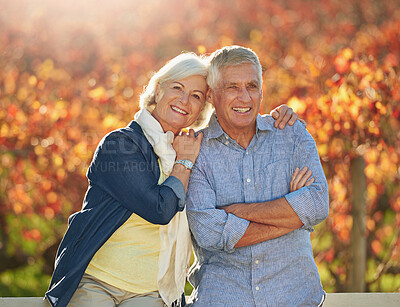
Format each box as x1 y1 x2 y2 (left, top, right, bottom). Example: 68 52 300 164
0 0 399 296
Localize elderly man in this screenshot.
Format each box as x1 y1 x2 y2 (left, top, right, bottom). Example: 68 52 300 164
186 46 329 306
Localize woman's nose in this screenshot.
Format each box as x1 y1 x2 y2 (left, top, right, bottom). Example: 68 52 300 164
179 92 190 104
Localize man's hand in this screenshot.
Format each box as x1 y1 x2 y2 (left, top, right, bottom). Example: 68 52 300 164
290 167 314 192
221 203 244 216
270 104 307 129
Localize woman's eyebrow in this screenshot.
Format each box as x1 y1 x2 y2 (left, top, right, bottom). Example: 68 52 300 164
172 81 184 87
173 81 205 96
193 89 205 96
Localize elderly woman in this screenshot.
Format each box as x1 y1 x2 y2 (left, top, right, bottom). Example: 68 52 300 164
45 52 303 307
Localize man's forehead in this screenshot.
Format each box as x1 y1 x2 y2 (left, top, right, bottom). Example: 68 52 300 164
221 62 257 72
221 63 260 84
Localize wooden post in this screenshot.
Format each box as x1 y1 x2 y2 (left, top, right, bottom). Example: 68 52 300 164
349 155 367 292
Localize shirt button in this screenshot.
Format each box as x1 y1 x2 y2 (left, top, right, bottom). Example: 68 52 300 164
225 135 229 139
255 260 259 264
256 286 260 291
246 178 251 183
246 152 249 155
225 141 229 145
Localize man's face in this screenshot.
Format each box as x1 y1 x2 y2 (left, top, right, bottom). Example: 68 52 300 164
209 63 262 137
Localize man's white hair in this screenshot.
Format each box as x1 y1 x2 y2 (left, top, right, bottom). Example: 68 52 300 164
207 45 263 90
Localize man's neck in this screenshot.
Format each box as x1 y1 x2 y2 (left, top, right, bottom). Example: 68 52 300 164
225 126 256 149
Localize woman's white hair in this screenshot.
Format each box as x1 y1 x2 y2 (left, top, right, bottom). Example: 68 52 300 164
139 52 213 130
207 45 263 90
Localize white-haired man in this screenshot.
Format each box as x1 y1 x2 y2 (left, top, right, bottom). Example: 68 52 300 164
186 45 329 306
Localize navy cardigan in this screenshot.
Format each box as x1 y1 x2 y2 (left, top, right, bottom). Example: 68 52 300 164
45 121 186 307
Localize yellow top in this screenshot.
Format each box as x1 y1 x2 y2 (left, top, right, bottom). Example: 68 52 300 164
85 160 167 293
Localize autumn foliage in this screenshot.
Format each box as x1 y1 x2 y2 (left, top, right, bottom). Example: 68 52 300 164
0 0 399 295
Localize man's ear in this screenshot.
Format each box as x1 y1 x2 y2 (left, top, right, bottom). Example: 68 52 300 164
207 88 214 106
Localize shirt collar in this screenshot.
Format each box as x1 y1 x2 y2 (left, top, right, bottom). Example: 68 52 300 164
206 112 274 140
206 112 226 140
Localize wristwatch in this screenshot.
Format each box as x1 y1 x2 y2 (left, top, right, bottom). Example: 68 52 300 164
174 159 194 170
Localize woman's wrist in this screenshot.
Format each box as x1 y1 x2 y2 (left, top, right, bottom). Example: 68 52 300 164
173 164 191 173
176 156 196 163
174 159 194 170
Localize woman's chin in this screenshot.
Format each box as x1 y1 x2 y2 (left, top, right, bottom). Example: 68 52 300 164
167 120 192 133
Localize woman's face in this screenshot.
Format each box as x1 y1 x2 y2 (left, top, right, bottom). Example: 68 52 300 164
152 75 207 135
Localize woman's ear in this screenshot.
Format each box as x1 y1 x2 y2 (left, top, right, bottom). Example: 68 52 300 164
155 84 161 103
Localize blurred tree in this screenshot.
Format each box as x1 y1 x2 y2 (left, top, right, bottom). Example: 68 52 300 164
0 0 399 296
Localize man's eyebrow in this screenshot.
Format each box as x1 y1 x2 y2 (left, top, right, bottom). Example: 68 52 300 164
223 80 259 86
223 81 238 86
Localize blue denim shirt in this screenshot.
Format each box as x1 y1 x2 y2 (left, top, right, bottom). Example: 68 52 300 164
45 121 186 307
186 113 329 307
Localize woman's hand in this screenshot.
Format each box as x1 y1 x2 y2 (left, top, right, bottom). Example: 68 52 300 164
173 129 203 163
290 167 314 192
171 129 203 192
270 104 307 129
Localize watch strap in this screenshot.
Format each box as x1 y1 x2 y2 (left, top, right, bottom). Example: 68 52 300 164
174 159 194 170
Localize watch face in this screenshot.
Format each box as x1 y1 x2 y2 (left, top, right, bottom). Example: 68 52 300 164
183 160 193 169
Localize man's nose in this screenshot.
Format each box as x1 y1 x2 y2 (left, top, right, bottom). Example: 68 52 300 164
237 87 251 102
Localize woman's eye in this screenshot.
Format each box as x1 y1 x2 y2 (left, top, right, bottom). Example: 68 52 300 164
173 85 182 90
193 94 201 100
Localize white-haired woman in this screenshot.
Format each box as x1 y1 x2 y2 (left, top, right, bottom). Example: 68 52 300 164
45 52 299 307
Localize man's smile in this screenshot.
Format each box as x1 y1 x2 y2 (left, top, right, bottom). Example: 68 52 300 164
232 107 251 113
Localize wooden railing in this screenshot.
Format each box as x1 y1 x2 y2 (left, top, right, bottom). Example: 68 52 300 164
1 293 400 306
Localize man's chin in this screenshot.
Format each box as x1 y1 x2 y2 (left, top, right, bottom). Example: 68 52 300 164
231 120 256 131
231 114 256 125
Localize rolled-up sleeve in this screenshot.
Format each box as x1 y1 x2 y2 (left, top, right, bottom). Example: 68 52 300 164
186 153 249 253
284 124 329 227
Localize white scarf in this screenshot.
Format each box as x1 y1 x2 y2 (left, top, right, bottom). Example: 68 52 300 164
134 109 192 307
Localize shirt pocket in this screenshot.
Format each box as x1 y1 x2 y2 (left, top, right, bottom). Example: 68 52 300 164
214 177 243 207
262 159 292 200
211 156 244 207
